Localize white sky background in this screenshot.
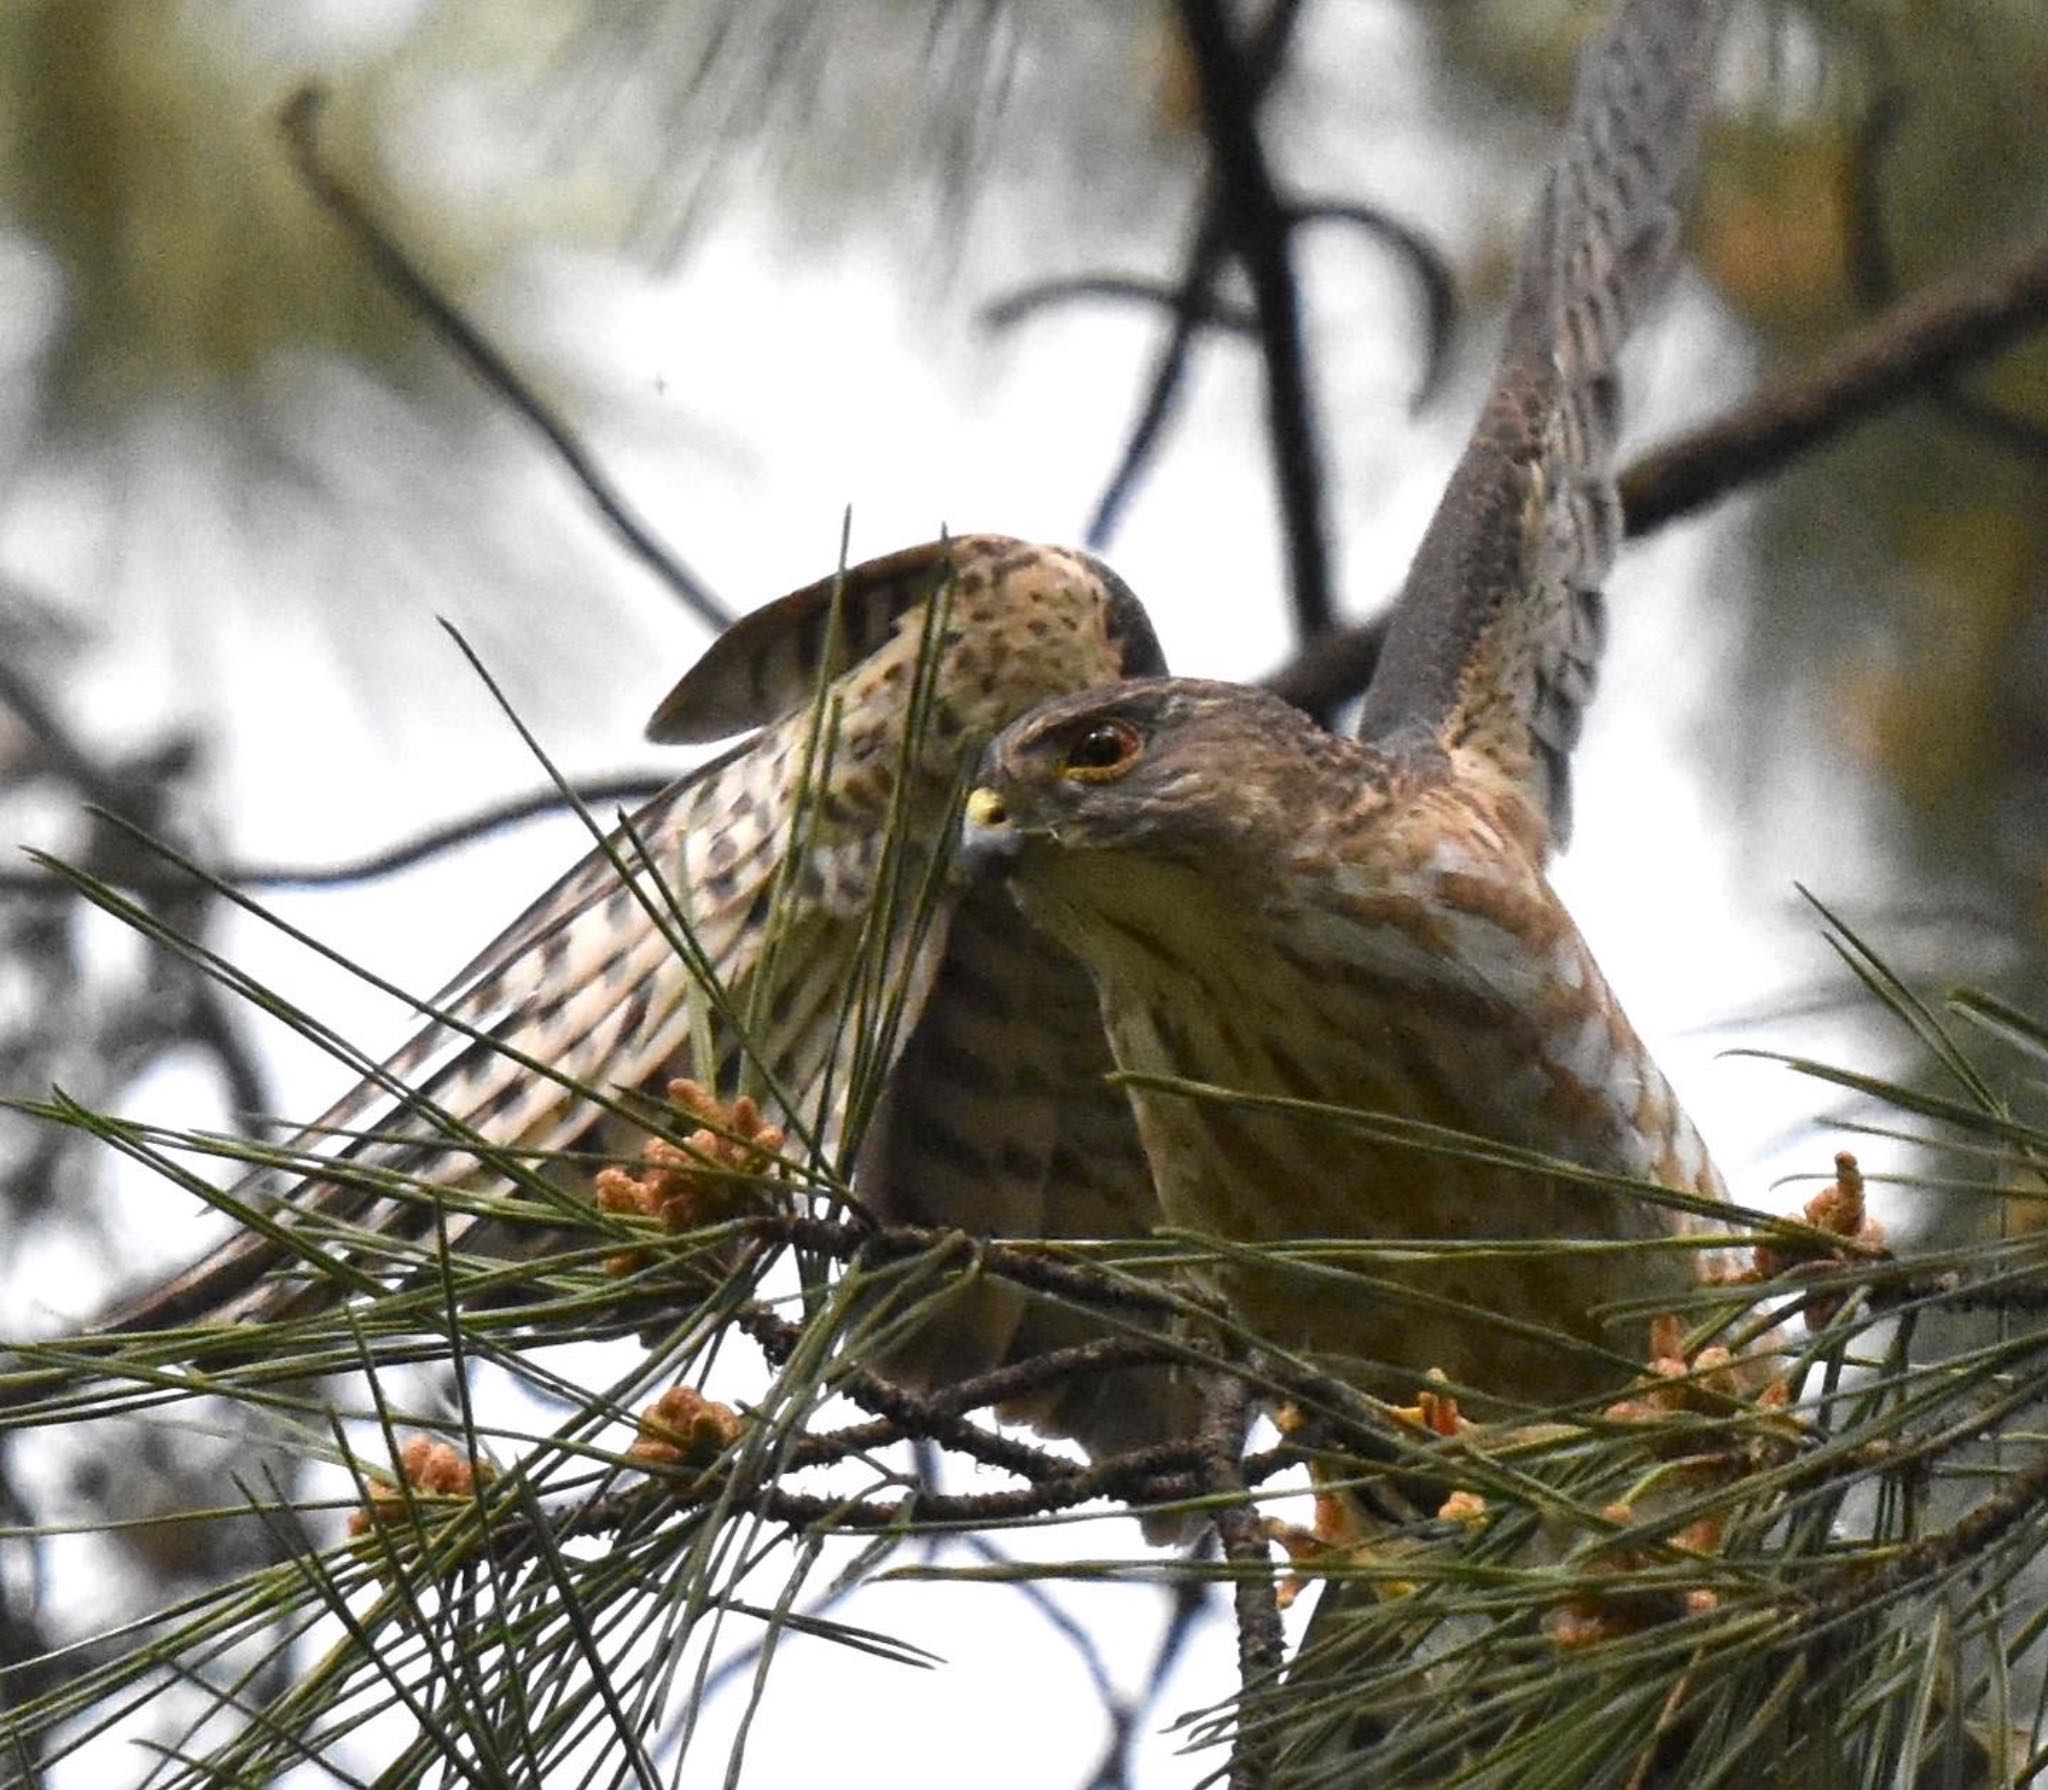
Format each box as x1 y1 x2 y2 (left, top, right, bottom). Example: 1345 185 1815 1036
0 2 1909 1784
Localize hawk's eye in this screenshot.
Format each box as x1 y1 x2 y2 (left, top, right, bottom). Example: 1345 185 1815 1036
1059 720 1143 783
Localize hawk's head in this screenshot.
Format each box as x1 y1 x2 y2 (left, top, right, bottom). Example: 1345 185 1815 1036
961 678 1401 928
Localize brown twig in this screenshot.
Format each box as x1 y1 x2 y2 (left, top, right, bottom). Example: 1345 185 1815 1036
732 1301 1094 1486
792 1211 1188 1316
918 1332 1194 1416
538 1433 1209 1543
1202 1374 1282 1790
1798 1431 2048 1633
1263 232 2048 716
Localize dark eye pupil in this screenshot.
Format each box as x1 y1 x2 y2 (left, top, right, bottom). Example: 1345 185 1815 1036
1069 725 1129 770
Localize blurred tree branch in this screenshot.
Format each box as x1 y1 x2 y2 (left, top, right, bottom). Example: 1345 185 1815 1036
984 191 1455 534
1166 0 1331 647
1265 230 2048 716
0 651 270 1133
1844 83 2048 461
279 86 732 632
13 233 2045 908
0 772 674 898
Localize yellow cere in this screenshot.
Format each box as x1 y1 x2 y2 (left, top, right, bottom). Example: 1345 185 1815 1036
965 786 1009 828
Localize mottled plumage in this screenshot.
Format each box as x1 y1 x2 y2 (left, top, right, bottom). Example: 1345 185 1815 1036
50 535 1192 1465
961 0 1731 1404
965 680 1723 1404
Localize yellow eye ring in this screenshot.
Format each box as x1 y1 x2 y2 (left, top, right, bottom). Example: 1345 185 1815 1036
1059 720 1143 783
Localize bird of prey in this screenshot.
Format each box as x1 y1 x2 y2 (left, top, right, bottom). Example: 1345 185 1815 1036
955 0 1732 1411
9 536 1195 1465
13 0 1729 1475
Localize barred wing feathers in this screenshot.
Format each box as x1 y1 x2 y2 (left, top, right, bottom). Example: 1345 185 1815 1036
1355 0 1725 849
86 533 1178 1468
97 723 827 1332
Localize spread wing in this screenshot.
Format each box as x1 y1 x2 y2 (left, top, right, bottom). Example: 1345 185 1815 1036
648 541 981 744
59 529 1192 1504
1354 0 1725 849
93 732 812 1333
87 538 1094 1336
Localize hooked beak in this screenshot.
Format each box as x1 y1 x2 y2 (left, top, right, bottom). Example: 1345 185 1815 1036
960 784 1024 873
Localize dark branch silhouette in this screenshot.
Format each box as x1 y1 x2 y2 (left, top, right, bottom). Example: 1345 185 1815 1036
278 86 732 631
1264 230 2048 715
983 273 1259 336
1291 199 1459 409
1843 82 2048 459
1620 231 2048 528
984 199 1454 401
0 660 271 1127
985 197 1453 595
1070 0 1314 556
1174 0 1333 646
1086 212 1231 551
0 774 674 898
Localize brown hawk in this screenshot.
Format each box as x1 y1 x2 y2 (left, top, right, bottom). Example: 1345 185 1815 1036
956 0 1732 1409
